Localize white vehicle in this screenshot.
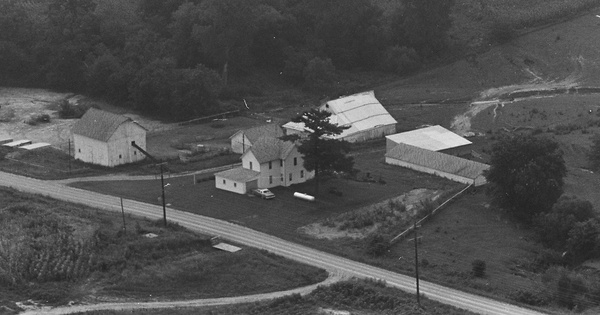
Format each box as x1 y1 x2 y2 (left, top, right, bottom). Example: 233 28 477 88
252 188 275 199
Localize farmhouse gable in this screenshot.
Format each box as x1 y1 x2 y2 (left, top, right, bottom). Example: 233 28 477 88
230 123 284 154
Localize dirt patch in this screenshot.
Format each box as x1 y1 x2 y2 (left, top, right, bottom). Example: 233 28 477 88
0 88 174 151
299 188 442 240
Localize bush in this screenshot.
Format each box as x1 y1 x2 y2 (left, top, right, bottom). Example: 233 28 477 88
556 273 588 309
365 234 390 257
530 249 564 272
471 259 486 277
57 99 90 119
24 113 50 125
512 289 547 306
0 108 15 122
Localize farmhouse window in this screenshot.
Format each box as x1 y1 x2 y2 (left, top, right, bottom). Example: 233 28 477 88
289 173 292 181
119 154 122 159
223 179 226 184
78 149 81 153
280 160 283 167
280 174 283 182
234 183 237 188
249 161 253 170
134 151 137 155
294 157 297 166
269 175 273 184
269 161 272 169
301 170 304 178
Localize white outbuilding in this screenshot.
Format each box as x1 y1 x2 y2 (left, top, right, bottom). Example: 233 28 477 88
385 143 489 186
71 108 147 167
386 125 472 156
283 90 397 142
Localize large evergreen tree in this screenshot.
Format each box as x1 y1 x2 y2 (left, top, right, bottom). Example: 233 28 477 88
485 134 567 223
283 109 354 194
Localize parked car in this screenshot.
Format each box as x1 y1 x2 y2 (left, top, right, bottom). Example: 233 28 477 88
253 188 275 199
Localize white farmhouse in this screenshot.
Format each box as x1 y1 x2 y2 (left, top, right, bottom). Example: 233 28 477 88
71 108 147 167
215 136 314 194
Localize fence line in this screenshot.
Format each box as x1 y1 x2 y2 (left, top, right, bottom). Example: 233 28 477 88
390 183 474 244
178 110 240 126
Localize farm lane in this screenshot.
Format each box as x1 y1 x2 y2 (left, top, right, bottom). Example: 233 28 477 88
19 272 346 315
0 171 548 315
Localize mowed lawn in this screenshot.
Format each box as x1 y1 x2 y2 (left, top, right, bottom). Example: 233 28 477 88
70 150 458 241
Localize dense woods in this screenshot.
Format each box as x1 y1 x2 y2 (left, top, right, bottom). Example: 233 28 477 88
0 0 455 120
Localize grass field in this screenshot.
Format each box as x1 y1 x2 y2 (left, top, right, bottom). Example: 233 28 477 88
0 187 327 311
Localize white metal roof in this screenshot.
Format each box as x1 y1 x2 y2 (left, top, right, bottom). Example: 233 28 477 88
321 91 397 138
283 90 396 139
3 139 32 148
386 125 471 152
20 143 51 150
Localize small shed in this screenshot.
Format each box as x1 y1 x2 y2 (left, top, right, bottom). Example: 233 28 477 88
214 167 260 194
20 143 51 150
3 139 32 148
385 143 489 186
386 125 472 156
71 108 147 167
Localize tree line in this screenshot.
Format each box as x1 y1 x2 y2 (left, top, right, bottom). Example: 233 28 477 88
0 0 455 120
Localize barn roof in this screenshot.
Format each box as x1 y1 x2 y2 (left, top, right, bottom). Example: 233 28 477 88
215 167 260 182
231 123 284 143
244 136 295 163
71 108 146 142
321 90 397 138
386 125 471 151
283 90 396 139
386 143 489 180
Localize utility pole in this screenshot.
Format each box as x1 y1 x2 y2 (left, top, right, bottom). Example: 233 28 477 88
160 163 167 226
130 141 168 227
120 197 126 234
68 139 71 174
414 221 420 307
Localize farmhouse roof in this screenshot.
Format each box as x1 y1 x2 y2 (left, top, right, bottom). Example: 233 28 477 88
215 167 260 182
245 136 295 163
386 125 471 151
231 123 284 143
71 108 146 142
386 143 489 180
